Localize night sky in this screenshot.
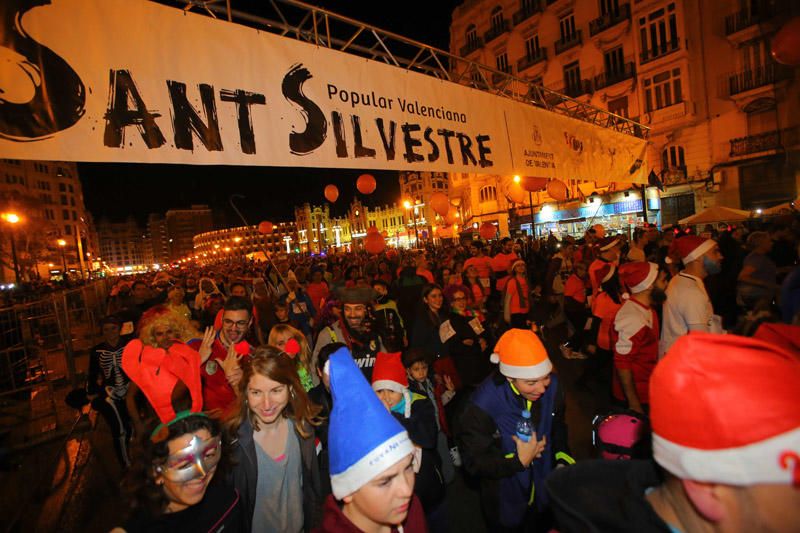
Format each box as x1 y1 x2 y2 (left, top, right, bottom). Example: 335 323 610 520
80 0 462 226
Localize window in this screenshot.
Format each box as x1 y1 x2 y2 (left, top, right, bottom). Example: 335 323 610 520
60 194 68 205
639 3 678 60
661 145 686 169
72 211 77 221
604 46 625 75
559 14 577 41
491 6 504 30
68 184 74 193
64 225 72 235
496 52 510 73
525 34 541 60
479 185 497 203
62 209 70 219
644 68 682 111
466 24 478 45
608 96 629 117
600 0 620 16
563 61 582 92
59 183 66 192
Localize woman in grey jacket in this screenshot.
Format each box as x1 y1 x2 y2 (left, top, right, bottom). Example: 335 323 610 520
227 346 323 533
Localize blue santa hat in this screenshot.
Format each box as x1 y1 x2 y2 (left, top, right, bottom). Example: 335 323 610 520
327 346 413 499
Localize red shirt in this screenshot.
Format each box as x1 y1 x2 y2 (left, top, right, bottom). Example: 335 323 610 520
188 336 251 415
315 494 428 533
611 299 659 404
591 291 622 351
564 274 588 304
491 252 518 275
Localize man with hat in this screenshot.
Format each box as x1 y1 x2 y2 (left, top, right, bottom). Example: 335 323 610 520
660 235 724 356
547 332 800 532
317 347 427 532
457 329 573 532
313 287 385 382
589 235 623 300
612 262 666 414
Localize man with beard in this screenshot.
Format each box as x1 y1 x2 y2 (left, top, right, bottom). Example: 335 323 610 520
313 287 385 381
660 236 724 356
612 262 666 414
189 296 253 415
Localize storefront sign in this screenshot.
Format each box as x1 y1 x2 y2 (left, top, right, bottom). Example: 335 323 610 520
0 0 647 182
535 198 659 223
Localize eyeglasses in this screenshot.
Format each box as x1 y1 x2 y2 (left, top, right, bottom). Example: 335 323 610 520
222 319 250 329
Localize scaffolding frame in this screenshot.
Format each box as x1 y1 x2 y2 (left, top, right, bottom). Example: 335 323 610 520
173 0 648 140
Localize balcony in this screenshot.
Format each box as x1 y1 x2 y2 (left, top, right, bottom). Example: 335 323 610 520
484 20 510 44
517 48 548 72
728 63 793 96
555 30 582 55
640 38 679 64
725 0 781 36
729 127 799 157
562 79 593 98
513 1 541 25
460 38 483 57
594 61 636 90
589 3 631 36
661 166 689 186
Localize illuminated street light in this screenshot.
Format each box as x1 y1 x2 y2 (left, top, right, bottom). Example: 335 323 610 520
57 239 68 276
233 237 242 243
2 213 22 285
513 175 521 183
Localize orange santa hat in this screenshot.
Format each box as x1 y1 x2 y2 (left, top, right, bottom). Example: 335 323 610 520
490 329 552 380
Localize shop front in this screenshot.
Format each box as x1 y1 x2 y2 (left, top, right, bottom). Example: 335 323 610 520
528 192 660 239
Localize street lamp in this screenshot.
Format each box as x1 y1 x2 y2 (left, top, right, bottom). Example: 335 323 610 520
57 238 68 277
1 212 22 285
403 200 419 248
514 175 535 236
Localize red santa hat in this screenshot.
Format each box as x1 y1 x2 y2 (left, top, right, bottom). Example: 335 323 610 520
371 352 408 393
667 235 716 265
618 262 659 295
651 332 800 487
593 262 616 287
597 236 621 252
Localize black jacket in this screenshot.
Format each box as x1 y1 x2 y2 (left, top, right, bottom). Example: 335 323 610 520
546 460 672 533
392 392 445 510
229 417 322 532
443 311 491 386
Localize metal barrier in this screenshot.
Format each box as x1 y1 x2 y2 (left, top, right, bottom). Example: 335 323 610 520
0 279 113 397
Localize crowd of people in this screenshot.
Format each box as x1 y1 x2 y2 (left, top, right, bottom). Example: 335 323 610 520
76 216 799 533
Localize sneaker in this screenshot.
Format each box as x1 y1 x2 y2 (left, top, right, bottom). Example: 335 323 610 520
449 446 462 467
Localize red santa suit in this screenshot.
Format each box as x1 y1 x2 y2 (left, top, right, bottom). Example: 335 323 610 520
612 298 659 405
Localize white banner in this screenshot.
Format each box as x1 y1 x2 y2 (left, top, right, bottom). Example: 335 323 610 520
0 0 647 183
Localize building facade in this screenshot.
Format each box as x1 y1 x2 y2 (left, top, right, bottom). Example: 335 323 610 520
399 171 451 243
193 222 298 263
147 213 170 266
165 205 214 262
449 0 799 235
0 159 94 282
96 217 149 273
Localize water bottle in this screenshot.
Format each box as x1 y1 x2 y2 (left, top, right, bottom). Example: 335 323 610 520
515 409 533 442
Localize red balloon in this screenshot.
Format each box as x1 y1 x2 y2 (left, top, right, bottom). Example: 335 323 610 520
771 17 800 66
258 221 274 234
507 181 527 204
364 232 385 254
479 222 497 240
521 176 548 192
547 179 569 201
444 207 458 226
357 174 377 195
324 184 339 203
430 191 450 217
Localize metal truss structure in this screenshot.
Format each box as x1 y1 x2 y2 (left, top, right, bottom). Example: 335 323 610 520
172 0 648 139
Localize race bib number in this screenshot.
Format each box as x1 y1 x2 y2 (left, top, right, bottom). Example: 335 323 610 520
292 302 308 315
439 320 457 343
479 277 491 288
468 317 485 335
